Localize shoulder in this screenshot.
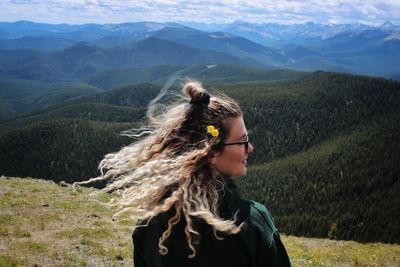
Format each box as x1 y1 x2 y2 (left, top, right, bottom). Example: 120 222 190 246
248 201 278 243
250 201 276 226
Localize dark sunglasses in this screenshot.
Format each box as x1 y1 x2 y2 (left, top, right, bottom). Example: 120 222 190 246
220 136 250 151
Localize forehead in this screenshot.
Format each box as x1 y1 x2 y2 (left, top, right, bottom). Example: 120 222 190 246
225 116 246 141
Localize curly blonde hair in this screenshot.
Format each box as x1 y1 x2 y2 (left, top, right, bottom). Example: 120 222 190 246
76 80 245 258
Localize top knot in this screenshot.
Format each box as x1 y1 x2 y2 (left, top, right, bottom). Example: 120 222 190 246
191 91 210 105
183 81 210 106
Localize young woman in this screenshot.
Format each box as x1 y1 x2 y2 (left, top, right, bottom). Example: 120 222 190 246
80 80 291 266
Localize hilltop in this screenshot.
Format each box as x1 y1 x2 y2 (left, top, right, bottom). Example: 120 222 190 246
0 177 399 266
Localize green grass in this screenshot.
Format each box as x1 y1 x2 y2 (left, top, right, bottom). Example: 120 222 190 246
0 177 399 266
284 236 400 266
0 177 132 266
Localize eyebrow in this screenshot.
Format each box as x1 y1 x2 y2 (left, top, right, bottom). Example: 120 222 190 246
235 133 248 141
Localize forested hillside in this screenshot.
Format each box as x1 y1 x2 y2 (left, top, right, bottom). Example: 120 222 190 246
227 71 400 164
1 65 305 121
0 71 399 244
0 119 132 183
237 113 400 243
0 83 159 136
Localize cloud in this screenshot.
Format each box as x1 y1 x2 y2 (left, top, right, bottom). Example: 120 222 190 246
0 0 399 25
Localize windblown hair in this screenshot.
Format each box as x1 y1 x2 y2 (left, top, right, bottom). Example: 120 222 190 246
76 80 244 258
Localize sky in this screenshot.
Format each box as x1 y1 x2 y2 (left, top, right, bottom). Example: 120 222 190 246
0 0 399 26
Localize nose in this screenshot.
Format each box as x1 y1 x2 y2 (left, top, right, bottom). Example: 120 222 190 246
247 142 254 153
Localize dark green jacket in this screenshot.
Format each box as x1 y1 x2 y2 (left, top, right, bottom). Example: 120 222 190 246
132 179 291 267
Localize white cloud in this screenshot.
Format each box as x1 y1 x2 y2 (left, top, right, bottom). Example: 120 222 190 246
0 0 398 25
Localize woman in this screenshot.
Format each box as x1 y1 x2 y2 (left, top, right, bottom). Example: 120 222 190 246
80 80 291 266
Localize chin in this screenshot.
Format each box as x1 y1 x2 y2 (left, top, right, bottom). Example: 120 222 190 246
237 169 247 177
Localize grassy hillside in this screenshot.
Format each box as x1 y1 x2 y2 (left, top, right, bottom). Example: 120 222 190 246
0 177 132 266
1 177 399 266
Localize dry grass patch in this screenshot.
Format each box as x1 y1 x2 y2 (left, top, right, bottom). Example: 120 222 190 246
0 177 133 266
283 235 400 266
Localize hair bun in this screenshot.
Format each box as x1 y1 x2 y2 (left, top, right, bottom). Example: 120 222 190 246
183 81 210 106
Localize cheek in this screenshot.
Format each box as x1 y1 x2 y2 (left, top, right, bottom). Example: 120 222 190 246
229 154 243 164
214 150 244 172
227 149 245 162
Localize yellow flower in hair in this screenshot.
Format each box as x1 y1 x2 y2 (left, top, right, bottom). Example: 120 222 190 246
207 125 219 138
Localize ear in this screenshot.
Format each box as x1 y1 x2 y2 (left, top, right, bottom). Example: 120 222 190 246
209 148 224 165
208 152 217 165
210 156 216 165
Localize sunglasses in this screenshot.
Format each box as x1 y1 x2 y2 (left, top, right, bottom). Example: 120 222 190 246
219 136 250 152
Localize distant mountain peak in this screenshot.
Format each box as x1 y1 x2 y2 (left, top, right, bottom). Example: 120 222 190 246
101 22 167 33
232 20 248 25
208 32 233 38
305 21 317 26
70 41 98 48
379 21 396 31
381 21 394 28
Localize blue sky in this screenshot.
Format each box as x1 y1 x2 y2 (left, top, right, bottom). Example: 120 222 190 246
0 0 399 25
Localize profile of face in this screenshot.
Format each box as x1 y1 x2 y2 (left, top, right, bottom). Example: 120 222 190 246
210 116 254 177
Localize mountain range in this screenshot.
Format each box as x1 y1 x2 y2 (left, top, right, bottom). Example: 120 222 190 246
0 20 399 81
184 20 399 45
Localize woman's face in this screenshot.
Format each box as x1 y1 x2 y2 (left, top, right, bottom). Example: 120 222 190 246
211 116 254 177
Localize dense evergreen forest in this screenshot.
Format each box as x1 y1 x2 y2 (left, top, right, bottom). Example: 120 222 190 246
0 71 399 244
237 113 400 243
